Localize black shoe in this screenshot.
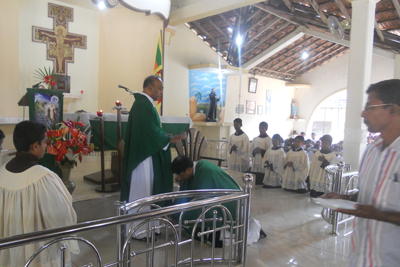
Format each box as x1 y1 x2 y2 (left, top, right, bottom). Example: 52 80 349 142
260 229 267 238
295 189 308 194
310 190 324 198
263 184 281 189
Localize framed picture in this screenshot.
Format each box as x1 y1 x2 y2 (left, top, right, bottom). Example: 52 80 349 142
246 100 256 114
53 75 71 93
235 104 244 114
27 88 64 128
257 105 263 115
248 77 258 93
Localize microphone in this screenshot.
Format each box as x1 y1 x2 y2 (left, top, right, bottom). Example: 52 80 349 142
32 82 42 88
119 85 134 95
118 85 129 90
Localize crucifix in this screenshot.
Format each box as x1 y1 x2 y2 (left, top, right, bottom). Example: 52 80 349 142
32 3 87 75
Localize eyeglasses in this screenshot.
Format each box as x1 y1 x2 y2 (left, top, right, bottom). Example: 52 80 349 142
363 103 392 112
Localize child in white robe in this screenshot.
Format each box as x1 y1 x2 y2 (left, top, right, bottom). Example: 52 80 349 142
263 134 285 188
228 118 250 172
250 121 272 184
282 135 310 193
309 135 338 198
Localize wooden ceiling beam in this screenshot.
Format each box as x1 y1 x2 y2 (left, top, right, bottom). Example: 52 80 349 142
244 14 272 35
193 21 220 45
260 36 314 67
308 0 328 23
334 0 351 23
300 47 349 73
246 9 263 22
375 20 385 42
242 21 291 57
287 44 339 72
273 40 329 72
219 14 237 32
206 18 231 42
282 0 295 13
243 17 281 46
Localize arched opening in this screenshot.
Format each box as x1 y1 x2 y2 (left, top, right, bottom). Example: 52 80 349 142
306 90 347 143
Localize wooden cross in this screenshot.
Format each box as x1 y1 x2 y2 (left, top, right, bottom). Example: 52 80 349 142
32 3 87 75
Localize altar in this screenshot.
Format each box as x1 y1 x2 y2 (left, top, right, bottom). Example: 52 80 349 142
64 113 193 151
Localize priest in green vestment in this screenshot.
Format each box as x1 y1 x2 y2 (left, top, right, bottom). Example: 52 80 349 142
172 155 267 244
121 75 185 208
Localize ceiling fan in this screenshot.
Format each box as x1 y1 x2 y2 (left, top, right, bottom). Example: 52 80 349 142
327 16 350 40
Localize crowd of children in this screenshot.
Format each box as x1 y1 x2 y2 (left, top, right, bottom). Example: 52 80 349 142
227 119 344 198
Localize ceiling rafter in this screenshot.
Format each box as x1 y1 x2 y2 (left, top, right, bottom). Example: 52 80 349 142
243 18 281 46
206 18 231 42
299 46 349 73
304 47 349 74
391 0 400 19
218 14 237 32
246 9 262 22
282 0 295 13
274 41 331 72
260 36 315 68
308 0 328 23
193 21 219 46
334 0 352 23
241 21 291 58
289 43 341 72
243 13 272 35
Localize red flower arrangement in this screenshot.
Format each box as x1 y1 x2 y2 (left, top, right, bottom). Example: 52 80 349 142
43 75 57 87
46 119 94 166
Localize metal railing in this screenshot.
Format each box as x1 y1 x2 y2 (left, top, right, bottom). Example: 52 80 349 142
0 174 253 267
321 162 359 236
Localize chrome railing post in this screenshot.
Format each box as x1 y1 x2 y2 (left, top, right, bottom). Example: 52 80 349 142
330 162 344 236
116 201 126 267
240 173 253 266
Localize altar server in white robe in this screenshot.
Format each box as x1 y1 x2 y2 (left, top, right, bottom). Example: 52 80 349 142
263 134 286 188
250 121 272 184
228 118 250 172
0 121 79 267
309 135 338 198
281 136 310 193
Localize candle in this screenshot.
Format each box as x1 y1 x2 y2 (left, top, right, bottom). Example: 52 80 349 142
81 90 84 94
97 110 103 117
116 100 121 106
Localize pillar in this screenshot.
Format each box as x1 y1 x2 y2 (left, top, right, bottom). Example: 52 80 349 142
343 0 379 170
394 54 400 79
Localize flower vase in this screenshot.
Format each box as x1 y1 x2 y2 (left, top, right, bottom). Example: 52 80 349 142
58 162 76 194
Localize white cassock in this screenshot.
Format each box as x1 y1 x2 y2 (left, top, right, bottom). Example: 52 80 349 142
281 149 310 190
263 148 286 187
127 92 168 238
228 133 250 172
250 136 272 173
309 151 338 192
0 165 79 267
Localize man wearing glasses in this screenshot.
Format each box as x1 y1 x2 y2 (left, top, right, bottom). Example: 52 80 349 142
321 79 400 266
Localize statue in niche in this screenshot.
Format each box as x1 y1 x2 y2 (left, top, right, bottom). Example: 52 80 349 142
290 99 298 119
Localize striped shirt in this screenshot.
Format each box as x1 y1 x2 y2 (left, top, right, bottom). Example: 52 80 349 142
350 135 400 267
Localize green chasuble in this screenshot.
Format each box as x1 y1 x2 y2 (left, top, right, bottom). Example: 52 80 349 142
177 160 241 234
120 93 172 206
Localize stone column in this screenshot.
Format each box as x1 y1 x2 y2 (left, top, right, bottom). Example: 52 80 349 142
343 0 379 170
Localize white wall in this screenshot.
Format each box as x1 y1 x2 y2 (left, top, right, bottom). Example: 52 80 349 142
164 24 227 116
225 74 294 140
293 52 395 136
18 0 100 113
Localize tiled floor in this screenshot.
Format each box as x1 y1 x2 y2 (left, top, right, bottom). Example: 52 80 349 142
69 159 353 267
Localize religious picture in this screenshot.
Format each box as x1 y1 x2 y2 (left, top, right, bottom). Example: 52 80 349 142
246 100 256 114
189 70 227 122
248 78 258 93
27 89 64 128
265 90 271 115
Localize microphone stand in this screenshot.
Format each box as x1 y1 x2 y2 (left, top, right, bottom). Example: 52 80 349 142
119 85 134 95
